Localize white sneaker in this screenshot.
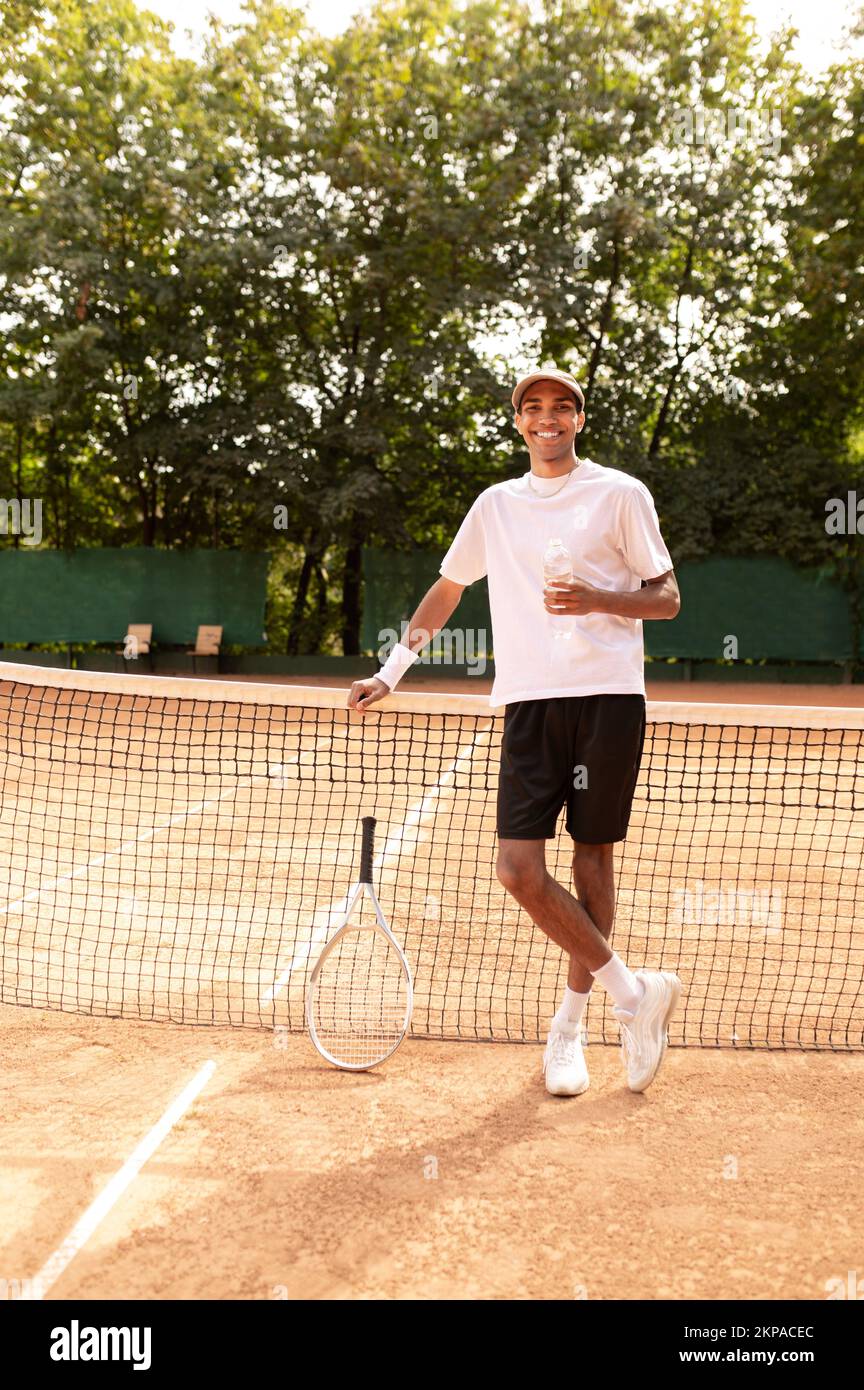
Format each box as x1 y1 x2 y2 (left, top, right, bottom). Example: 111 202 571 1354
613 970 681 1093
542 1024 589 1096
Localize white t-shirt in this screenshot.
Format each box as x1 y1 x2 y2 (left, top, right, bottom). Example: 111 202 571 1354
439 458 673 707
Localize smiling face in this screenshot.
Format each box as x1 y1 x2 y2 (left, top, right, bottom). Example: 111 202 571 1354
514 379 585 475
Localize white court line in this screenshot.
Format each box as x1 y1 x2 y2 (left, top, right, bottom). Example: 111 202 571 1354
15 1060 217 1301
260 722 495 1003
0 736 333 916
0 787 243 915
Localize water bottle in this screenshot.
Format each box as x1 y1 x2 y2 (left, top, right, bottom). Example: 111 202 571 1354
542 538 575 648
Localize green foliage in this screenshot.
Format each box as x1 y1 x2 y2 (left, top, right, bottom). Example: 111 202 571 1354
0 0 862 651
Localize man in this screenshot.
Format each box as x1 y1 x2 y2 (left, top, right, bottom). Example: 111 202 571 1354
347 366 682 1096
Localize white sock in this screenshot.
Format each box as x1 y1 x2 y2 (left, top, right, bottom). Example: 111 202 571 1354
591 954 645 1014
552 987 591 1032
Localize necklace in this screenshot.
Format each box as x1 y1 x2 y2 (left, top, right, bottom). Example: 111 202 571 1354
527 461 580 497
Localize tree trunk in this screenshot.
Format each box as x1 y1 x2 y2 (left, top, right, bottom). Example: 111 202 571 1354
286 545 316 655
45 422 63 549
583 236 621 411
308 558 329 654
341 533 363 655
138 460 158 546
648 362 682 458
13 423 23 549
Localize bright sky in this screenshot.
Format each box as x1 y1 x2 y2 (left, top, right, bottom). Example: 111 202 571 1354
138 0 863 73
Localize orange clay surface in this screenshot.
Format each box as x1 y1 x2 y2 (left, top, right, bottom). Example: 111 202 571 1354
2 1002 862 1301
2 677 862 1302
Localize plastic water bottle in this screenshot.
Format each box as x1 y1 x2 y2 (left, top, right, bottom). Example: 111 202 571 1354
542 538 575 648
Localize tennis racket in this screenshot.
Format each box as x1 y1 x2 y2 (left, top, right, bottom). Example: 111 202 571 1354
306 816 414 1070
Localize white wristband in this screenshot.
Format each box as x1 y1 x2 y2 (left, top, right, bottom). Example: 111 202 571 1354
377 641 420 690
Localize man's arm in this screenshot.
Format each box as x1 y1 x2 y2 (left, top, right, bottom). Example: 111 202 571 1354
348 576 466 712
544 570 680 620
397 575 468 651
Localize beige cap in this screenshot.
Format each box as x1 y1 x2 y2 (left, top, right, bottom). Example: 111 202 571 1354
512 366 585 413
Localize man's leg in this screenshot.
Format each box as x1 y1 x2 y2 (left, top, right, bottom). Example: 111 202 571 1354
497 835 643 1026
496 838 604 1096
567 841 615 992
495 838 613 975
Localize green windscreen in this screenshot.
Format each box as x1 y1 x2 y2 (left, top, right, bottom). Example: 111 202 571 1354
0 549 268 645
646 557 853 661
362 550 856 662
361 549 493 661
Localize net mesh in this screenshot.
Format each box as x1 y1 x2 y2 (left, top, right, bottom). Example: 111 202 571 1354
1 664 862 1050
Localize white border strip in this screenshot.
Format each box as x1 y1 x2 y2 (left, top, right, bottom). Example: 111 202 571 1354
0 787 241 915
1 660 863 729
650 700 864 730
15 1059 217 1301
0 660 495 716
0 729 335 917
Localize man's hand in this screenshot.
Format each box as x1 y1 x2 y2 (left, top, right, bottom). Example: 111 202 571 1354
544 570 680 620
543 579 600 616
347 676 391 714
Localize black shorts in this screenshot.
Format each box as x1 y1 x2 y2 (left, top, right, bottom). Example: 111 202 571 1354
496 694 646 843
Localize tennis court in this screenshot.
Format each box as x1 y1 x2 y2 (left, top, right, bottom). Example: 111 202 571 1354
1 662 863 1300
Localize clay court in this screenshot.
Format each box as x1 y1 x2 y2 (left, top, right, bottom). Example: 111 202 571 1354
1 665 863 1301
3 1006 863 1301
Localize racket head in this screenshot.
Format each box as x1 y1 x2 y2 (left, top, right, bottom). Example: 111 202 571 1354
307 918 413 1071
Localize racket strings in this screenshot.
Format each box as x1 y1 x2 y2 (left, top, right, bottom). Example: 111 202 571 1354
310 926 410 1069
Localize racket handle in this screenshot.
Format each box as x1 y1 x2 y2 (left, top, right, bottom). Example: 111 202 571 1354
359 816 376 885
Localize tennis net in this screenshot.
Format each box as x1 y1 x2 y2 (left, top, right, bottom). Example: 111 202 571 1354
1 662 862 1049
